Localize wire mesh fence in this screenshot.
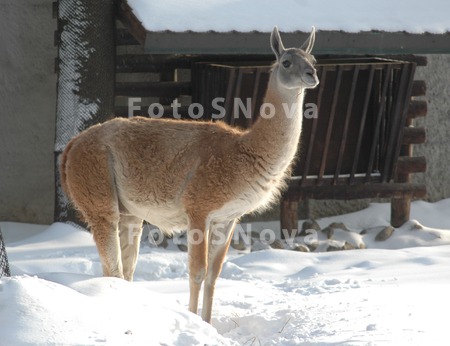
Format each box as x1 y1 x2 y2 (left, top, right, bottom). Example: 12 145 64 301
0 226 10 278
54 0 115 223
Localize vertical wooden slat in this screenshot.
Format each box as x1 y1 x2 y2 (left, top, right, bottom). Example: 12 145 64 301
301 66 327 186
205 65 213 119
350 65 375 183
230 69 246 126
334 65 360 184
159 69 176 109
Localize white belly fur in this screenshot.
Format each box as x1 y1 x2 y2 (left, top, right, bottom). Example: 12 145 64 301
119 176 279 233
208 180 278 224
120 198 188 235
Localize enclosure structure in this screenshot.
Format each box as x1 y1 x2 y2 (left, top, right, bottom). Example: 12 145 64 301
192 57 427 232
54 0 430 228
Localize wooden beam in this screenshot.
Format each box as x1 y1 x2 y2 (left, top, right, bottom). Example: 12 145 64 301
407 100 427 119
115 105 190 118
411 80 427 97
402 127 426 145
116 0 146 45
141 31 450 55
116 28 140 46
379 55 427 66
116 54 193 73
395 156 426 175
115 81 192 97
286 183 426 200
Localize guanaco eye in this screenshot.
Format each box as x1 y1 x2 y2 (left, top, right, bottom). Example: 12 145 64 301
282 60 291 68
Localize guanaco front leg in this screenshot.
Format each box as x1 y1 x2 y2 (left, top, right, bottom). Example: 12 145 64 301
202 219 237 323
187 218 208 315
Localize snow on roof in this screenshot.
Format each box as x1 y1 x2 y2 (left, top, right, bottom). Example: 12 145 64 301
128 0 450 34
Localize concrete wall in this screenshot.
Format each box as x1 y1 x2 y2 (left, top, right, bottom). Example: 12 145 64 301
0 0 56 224
413 55 450 201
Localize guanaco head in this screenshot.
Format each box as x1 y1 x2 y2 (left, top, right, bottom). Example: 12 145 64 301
270 26 319 90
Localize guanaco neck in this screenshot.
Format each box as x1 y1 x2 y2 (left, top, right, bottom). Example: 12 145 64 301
243 67 306 174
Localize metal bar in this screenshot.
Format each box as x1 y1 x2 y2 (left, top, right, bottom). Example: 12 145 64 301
224 67 238 125
289 173 382 188
301 66 327 186
365 64 393 182
230 69 245 126
200 65 209 118
349 65 375 183
334 65 360 184
379 69 393 165
318 66 343 184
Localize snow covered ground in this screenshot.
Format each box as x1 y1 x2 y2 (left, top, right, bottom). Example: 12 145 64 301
2 199 450 345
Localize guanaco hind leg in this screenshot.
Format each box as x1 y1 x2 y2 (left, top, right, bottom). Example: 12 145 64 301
91 220 123 279
62 136 123 279
118 214 143 281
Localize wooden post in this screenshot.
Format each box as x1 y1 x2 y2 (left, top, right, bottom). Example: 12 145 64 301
391 196 411 227
390 74 427 227
159 68 177 107
391 117 412 227
280 198 298 239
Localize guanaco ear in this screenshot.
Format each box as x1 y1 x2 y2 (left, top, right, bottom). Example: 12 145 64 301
300 26 316 54
270 26 285 61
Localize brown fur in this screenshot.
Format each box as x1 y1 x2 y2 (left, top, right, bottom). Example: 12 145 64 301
60 27 318 323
